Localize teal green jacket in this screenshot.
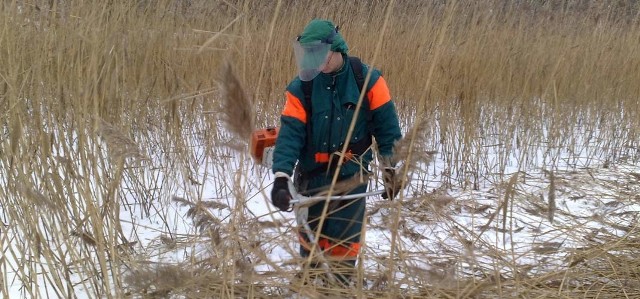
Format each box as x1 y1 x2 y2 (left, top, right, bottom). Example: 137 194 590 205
273 55 402 178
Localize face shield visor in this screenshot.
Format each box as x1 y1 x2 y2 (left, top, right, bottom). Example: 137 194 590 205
292 39 332 81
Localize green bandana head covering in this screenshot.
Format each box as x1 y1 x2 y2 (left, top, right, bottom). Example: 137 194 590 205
298 19 348 54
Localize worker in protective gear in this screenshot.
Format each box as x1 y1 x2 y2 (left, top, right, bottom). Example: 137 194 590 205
270 19 402 285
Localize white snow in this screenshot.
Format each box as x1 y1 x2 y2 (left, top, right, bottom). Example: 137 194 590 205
3 114 640 298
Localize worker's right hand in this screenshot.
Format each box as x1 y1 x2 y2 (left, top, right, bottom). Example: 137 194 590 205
382 168 399 200
380 156 403 200
271 174 293 212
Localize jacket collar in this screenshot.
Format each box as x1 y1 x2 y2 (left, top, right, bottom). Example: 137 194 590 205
316 54 349 82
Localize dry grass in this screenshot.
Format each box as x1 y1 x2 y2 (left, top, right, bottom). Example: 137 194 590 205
1 0 640 298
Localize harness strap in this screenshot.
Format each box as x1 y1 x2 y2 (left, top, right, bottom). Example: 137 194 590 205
349 56 366 97
349 56 375 135
302 80 313 146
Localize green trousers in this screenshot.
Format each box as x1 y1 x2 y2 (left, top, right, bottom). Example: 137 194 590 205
296 173 368 258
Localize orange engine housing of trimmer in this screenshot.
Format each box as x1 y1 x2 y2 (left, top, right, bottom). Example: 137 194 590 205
250 127 279 164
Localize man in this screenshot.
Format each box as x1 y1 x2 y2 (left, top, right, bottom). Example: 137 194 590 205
270 19 402 285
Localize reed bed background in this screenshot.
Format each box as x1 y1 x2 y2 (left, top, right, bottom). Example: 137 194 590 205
1 0 640 298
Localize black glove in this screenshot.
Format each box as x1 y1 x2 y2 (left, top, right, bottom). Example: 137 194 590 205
382 168 400 200
271 177 292 211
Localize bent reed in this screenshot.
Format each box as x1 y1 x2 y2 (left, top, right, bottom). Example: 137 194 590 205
1 0 639 298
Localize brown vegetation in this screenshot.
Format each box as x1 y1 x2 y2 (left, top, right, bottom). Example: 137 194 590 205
1 0 639 298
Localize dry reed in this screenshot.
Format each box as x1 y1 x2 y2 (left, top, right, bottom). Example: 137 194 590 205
1 0 640 298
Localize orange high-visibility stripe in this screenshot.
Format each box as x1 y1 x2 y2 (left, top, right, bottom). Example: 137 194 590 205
367 76 391 110
315 151 354 163
330 242 360 257
282 91 307 124
299 233 362 258
318 238 360 258
315 153 330 163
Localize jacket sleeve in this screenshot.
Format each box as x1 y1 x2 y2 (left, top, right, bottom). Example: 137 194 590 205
365 69 402 162
272 90 307 176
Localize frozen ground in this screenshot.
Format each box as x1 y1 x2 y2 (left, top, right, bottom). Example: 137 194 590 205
3 127 640 297
119 148 640 296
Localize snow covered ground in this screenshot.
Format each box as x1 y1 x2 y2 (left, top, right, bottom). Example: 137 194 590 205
125 143 640 295
3 120 640 298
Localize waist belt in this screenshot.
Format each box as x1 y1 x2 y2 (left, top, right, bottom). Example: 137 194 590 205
302 135 372 179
